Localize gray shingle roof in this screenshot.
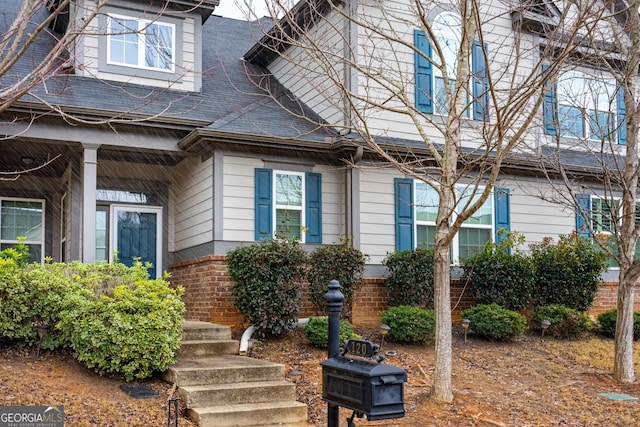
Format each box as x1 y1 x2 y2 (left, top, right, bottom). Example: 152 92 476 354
0 0 335 143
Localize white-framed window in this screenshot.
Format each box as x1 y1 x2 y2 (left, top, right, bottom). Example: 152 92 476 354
432 11 467 117
274 171 305 242
415 183 493 263
0 198 45 263
107 14 175 72
557 70 618 140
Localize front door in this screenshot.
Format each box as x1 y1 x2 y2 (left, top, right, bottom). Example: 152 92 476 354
111 205 162 278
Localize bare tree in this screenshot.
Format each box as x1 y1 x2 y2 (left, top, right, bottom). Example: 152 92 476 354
531 0 640 383
244 0 598 401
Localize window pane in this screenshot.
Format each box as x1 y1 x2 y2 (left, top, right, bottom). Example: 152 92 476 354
1 243 41 264
416 183 438 222
589 110 614 141
558 105 584 137
458 228 491 260
275 209 301 240
109 17 138 66
275 174 302 206
417 224 436 249
459 190 493 226
145 23 173 70
1 200 43 241
96 210 108 261
592 198 617 232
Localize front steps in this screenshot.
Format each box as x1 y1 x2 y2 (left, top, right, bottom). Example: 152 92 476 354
162 321 308 427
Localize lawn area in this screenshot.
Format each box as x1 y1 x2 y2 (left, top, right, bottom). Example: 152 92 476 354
2 329 640 426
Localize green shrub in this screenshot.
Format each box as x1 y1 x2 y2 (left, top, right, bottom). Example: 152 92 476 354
303 316 358 348
597 309 640 340
58 273 184 381
461 303 526 341
382 248 434 308
380 305 435 344
532 305 593 339
530 234 608 311
307 239 368 317
227 238 306 336
462 232 535 311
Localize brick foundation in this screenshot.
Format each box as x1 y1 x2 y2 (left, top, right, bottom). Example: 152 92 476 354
170 257 638 329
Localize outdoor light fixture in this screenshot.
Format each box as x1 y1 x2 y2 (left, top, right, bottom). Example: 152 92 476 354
379 324 390 352
288 369 302 384
461 319 471 343
541 320 551 338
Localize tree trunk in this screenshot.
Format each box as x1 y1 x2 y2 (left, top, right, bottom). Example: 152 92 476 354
432 237 453 403
614 276 636 382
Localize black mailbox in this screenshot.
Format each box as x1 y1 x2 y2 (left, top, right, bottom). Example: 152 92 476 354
321 341 407 421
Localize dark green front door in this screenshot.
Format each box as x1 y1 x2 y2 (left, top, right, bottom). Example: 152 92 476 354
116 208 160 278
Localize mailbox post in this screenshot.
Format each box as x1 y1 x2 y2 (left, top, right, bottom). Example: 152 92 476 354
325 280 344 427
322 280 407 427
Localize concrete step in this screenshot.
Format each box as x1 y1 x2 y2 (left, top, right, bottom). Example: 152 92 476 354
182 321 232 341
162 355 286 386
179 380 296 408
178 339 239 358
189 401 308 427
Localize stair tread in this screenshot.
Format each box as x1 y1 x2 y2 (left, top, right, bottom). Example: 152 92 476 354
169 355 284 370
181 339 238 344
180 380 293 392
193 400 308 413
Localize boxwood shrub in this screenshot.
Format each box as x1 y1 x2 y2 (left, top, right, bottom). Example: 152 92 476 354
380 305 435 344
461 303 526 341
532 305 593 339
597 309 640 340
303 316 358 348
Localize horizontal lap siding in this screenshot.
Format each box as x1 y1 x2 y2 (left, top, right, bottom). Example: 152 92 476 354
268 9 347 126
359 169 397 264
172 156 213 251
223 156 261 242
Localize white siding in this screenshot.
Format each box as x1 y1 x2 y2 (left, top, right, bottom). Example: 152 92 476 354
171 156 213 251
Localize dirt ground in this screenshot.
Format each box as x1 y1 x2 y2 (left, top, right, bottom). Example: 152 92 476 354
2 328 640 426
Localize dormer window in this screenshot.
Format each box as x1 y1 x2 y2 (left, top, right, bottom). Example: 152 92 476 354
107 15 175 72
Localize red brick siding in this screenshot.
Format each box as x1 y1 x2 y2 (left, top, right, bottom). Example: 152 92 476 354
170 258 637 328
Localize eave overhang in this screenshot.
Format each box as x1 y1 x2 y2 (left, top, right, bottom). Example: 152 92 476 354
244 0 343 67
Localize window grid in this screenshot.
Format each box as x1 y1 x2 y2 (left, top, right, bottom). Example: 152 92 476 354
274 171 305 242
107 15 175 72
0 198 45 263
414 183 493 263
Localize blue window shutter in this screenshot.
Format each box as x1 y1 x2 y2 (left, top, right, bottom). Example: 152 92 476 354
472 40 489 121
576 194 591 237
414 30 433 114
305 172 322 243
494 187 510 243
255 168 272 241
617 84 627 145
542 64 557 136
395 178 415 251
575 194 591 238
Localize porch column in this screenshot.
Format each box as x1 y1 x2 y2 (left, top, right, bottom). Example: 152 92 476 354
82 143 100 263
